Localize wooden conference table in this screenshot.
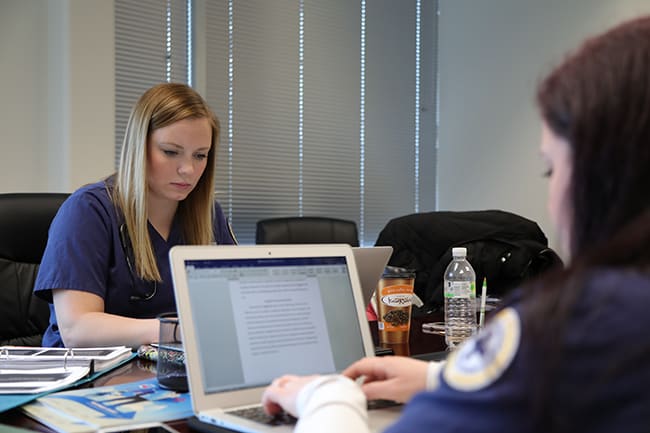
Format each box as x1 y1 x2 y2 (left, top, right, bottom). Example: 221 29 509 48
4 315 447 432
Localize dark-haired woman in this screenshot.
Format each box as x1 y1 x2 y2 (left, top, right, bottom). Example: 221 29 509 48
261 15 650 433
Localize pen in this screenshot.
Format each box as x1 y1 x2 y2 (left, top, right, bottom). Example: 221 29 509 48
478 277 487 329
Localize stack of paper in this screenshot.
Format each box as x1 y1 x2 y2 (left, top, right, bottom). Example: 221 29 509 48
0 346 132 395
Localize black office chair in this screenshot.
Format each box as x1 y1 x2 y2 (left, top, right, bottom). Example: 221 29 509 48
0 193 69 346
255 216 360 246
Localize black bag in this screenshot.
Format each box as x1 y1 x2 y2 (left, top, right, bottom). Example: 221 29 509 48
375 210 562 312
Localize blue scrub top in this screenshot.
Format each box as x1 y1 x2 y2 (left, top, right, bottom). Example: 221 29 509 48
34 180 235 347
383 269 650 433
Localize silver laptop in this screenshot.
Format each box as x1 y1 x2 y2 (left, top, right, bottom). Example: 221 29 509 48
352 246 393 306
169 244 401 433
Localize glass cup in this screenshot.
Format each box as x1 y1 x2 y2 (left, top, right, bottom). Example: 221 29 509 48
376 266 416 345
156 312 188 392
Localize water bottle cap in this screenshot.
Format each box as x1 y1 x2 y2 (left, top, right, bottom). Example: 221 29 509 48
452 247 467 257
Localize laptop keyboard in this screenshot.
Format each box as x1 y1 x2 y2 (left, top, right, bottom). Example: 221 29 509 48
367 398 402 410
227 406 297 426
227 399 401 426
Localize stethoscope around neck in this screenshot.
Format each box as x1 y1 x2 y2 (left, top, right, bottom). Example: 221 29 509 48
119 223 158 302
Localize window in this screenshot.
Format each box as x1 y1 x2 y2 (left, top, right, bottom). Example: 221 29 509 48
200 0 438 245
114 0 190 166
115 0 438 245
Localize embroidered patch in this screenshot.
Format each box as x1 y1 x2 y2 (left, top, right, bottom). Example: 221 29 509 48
443 307 521 392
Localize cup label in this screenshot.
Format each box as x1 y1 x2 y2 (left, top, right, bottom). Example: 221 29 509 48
378 284 413 332
381 293 413 307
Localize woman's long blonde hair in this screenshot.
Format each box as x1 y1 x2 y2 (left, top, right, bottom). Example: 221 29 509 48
113 83 220 281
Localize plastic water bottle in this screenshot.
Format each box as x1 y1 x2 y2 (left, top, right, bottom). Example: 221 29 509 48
444 247 477 349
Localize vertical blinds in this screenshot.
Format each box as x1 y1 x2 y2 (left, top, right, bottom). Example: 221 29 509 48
114 0 188 165
302 0 362 228
211 0 302 242
365 0 419 238
202 0 437 245
115 0 437 245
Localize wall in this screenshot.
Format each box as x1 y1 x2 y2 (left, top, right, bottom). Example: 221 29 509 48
0 0 114 193
437 0 650 252
1 0 49 192
66 0 114 189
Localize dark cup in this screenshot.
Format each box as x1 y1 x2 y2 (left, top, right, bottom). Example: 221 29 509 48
156 312 188 392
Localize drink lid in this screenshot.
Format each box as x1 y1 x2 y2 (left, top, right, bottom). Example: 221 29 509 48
452 247 467 257
382 265 416 279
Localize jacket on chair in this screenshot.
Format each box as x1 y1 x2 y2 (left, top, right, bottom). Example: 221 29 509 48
375 210 562 312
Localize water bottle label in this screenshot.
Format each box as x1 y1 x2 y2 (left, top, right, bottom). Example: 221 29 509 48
444 281 474 298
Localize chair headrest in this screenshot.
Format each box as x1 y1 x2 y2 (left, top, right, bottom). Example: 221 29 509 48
0 193 69 263
256 216 359 246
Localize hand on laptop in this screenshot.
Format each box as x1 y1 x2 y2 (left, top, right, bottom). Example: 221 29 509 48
262 374 320 417
343 356 428 403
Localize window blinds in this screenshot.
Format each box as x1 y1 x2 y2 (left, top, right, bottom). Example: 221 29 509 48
114 0 189 165
202 0 437 245
115 0 437 245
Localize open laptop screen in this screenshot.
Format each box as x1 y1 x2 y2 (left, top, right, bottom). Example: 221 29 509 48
184 256 365 394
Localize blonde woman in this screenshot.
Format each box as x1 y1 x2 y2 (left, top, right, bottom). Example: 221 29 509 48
35 83 236 348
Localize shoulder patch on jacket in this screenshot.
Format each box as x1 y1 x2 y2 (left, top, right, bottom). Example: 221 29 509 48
443 307 520 391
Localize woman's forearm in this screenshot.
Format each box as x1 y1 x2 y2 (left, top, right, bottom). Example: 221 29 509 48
59 312 159 349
